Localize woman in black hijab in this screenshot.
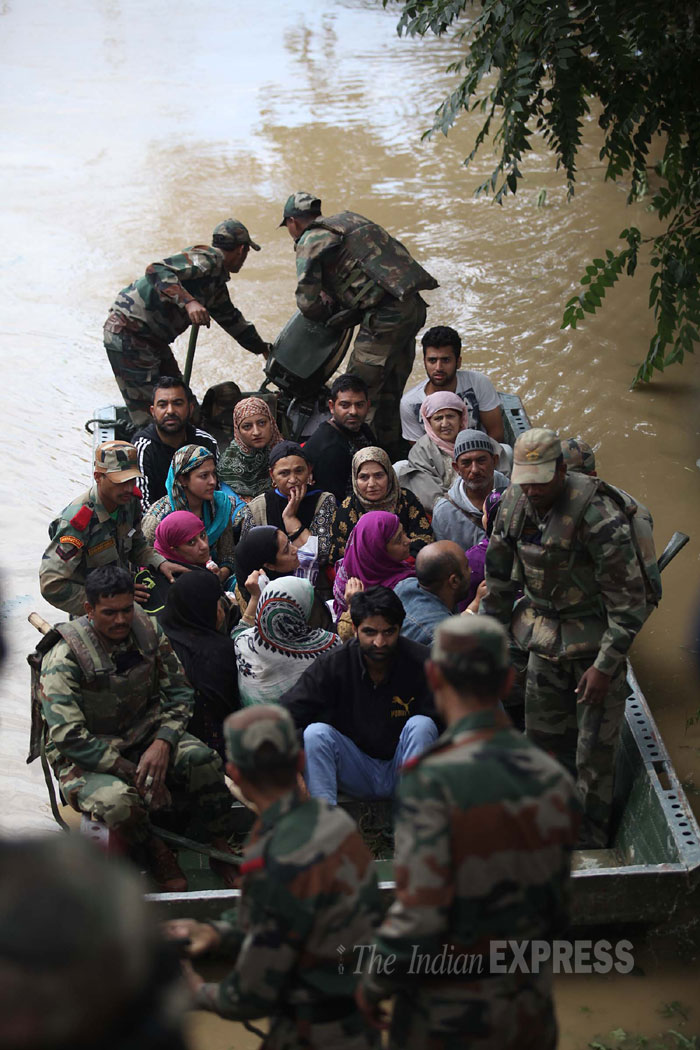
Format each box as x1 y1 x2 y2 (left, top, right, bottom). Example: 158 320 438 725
160 571 239 759
233 525 334 631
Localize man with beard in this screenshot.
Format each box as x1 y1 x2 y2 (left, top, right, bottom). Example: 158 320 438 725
132 376 218 508
431 429 509 549
301 375 375 503
395 541 475 645
281 587 438 803
399 326 504 444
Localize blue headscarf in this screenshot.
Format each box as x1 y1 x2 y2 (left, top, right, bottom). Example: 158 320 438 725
164 444 231 547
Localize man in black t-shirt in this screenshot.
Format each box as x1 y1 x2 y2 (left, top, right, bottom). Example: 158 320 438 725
132 376 218 508
302 375 377 503
281 587 439 803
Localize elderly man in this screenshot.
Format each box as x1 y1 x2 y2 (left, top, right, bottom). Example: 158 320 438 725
395 540 475 645
40 440 185 616
356 615 579 1050
166 704 383 1050
483 428 649 847
431 428 509 549
280 191 437 460
104 218 269 425
37 565 236 891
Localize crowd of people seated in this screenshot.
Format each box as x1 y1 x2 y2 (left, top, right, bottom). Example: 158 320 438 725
41 317 646 853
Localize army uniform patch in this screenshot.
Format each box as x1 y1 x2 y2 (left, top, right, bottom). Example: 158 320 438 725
87 539 116 556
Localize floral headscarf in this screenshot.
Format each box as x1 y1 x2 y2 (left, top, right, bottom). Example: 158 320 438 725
351 446 400 514
218 397 282 500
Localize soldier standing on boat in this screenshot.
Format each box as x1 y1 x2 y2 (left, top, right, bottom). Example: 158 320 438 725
36 565 238 892
103 219 270 426
165 704 383 1050
356 615 579 1050
280 191 438 460
39 440 186 616
483 428 650 847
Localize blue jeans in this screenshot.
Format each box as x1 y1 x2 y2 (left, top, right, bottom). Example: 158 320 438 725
303 715 439 804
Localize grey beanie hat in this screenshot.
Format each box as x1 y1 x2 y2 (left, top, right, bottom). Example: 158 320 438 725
454 428 499 460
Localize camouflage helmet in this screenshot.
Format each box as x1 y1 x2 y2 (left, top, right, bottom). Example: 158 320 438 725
561 437 597 476
511 428 562 484
224 704 300 770
279 191 322 227
0 836 185 1049
94 441 142 482
432 614 510 678
212 218 261 252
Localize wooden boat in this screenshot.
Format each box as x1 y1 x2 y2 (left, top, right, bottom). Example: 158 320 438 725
77 367 699 927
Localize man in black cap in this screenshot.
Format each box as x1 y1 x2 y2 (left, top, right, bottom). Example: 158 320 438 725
103 218 270 425
280 191 438 460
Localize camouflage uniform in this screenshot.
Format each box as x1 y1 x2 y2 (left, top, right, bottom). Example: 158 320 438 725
105 221 267 424
40 481 164 617
358 619 579 1050
286 194 437 458
38 608 232 845
194 705 383 1050
484 469 648 846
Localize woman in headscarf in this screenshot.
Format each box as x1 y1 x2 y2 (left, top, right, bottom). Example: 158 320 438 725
240 440 335 568
142 445 236 584
329 446 432 564
217 396 282 502
396 391 469 512
333 511 414 638
232 576 341 707
159 571 239 758
233 525 334 631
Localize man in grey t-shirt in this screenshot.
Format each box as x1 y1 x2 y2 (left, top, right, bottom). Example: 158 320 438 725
400 325 504 443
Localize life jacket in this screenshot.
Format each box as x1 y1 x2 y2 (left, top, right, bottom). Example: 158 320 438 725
494 473 659 656
27 610 160 764
310 211 438 306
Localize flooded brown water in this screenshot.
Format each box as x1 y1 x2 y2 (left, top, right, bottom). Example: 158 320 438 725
1 0 699 1043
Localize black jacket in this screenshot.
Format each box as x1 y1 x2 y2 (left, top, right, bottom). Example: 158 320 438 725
302 421 375 503
280 636 437 761
132 422 218 509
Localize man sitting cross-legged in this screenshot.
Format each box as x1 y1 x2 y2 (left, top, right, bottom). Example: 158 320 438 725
37 565 237 892
280 586 439 804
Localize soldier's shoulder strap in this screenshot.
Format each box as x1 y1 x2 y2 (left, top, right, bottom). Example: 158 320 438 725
492 484 529 540
54 619 113 681
48 489 95 540
312 211 372 236
592 480 662 605
130 605 160 656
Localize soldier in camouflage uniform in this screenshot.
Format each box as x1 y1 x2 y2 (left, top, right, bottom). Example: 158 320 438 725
39 440 186 616
166 704 383 1050
280 192 438 460
483 428 649 847
104 219 269 425
0 836 188 1050
356 615 579 1050
38 565 236 891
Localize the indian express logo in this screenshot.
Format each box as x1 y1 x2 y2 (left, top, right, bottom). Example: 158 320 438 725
352 940 634 975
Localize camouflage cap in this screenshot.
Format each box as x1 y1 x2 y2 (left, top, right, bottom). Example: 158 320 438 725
224 704 300 770
561 437 596 476
511 428 562 484
279 191 322 227
212 218 261 252
94 441 142 482
454 428 499 461
432 614 510 677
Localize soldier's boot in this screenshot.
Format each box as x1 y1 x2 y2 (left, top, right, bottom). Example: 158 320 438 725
144 835 188 893
209 837 239 889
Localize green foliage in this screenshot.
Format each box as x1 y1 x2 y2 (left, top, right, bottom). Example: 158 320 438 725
390 0 700 386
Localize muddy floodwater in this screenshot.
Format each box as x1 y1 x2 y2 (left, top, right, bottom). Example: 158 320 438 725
1 0 699 1044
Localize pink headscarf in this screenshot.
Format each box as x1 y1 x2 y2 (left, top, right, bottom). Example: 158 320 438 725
419 391 469 456
155 511 207 565
342 511 414 591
